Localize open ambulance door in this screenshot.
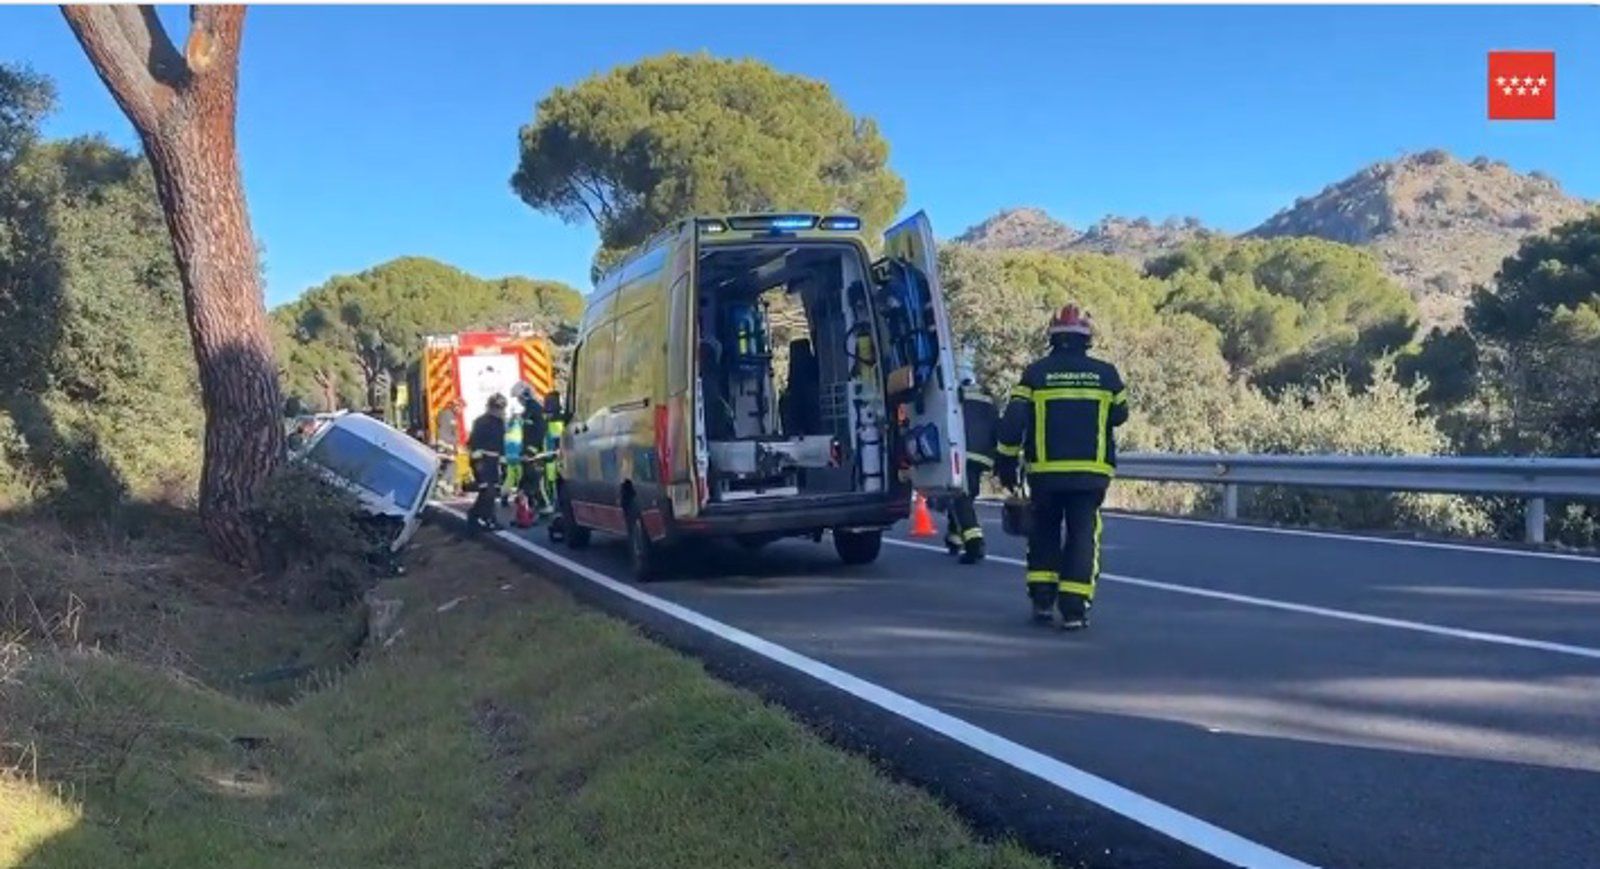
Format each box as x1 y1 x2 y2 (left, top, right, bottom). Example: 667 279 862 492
879 211 966 495
664 221 705 517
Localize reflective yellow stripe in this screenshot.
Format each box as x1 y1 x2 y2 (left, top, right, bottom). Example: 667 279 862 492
961 527 984 541
969 453 995 468
1058 580 1095 598
1010 385 1033 401
1111 389 1128 406
1031 386 1113 468
1030 459 1114 475
1091 508 1103 582
1025 570 1057 585
1097 399 1110 463
997 442 1022 458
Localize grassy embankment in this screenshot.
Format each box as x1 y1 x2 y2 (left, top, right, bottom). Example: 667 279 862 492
0 514 1049 869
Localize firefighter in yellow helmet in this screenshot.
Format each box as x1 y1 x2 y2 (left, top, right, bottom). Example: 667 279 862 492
995 304 1129 630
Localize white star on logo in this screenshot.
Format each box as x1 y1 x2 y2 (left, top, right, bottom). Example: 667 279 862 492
1496 76 1507 86
1503 86 1514 96
1510 76 1521 86
1538 76 1548 87
1518 86 1528 96
1531 87 1542 96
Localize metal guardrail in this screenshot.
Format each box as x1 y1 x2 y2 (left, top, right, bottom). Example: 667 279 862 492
1116 453 1600 543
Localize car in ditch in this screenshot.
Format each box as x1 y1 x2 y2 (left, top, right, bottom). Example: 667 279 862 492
295 411 439 567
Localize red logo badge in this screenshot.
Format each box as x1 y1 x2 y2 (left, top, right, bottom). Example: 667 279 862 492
1488 51 1555 120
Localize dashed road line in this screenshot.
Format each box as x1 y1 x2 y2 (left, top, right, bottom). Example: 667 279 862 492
887 538 1600 662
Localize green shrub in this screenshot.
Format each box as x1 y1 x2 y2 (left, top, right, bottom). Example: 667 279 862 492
248 465 390 610
1230 364 1490 537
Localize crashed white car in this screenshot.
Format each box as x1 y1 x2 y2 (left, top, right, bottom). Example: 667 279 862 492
296 412 438 555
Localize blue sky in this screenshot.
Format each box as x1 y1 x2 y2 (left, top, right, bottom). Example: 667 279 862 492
2 5 1596 306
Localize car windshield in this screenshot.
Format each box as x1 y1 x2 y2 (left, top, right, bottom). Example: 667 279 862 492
306 426 427 510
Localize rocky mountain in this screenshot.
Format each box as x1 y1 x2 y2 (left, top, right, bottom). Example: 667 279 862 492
953 208 1080 252
1248 150 1593 327
954 150 1595 329
1067 215 1220 263
954 208 1218 263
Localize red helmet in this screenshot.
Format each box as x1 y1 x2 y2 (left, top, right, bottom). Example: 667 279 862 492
1048 303 1095 338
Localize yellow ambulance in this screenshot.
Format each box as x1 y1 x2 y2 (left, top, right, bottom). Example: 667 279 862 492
557 212 965 580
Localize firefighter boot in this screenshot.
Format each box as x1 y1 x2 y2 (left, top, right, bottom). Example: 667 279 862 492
959 536 986 565
1058 594 1091 631
1028 584 1056 626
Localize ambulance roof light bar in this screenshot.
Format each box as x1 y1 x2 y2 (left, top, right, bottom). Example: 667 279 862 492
699 214 864 235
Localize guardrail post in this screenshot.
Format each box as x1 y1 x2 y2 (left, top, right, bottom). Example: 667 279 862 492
1222 483 1239 520
1525 497 1546 544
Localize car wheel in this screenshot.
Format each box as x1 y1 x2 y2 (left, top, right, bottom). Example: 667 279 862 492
626 505 659 581
833 529 882 565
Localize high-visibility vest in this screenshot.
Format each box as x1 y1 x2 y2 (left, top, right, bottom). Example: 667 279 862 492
504 418 524 459
997 347 1128 481
545 419 566 482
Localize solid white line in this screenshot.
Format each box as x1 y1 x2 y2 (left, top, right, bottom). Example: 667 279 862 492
971 502 1600 564
440 506 1318 869
887 538 1600 662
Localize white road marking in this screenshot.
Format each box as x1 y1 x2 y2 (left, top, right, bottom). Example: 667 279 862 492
972 502 1600 564
887 538 1600 662
439 506 1319 869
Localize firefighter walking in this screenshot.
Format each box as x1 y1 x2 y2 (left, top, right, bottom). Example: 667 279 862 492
946 362 997 564
995 304 1128 630
466 393 509 532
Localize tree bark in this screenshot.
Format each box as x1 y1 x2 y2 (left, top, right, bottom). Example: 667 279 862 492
62 5 283 566
313 368 338 413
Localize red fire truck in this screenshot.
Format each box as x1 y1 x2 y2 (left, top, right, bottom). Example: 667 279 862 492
406 325 556 490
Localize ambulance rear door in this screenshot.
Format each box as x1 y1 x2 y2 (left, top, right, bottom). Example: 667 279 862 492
879 211 966 495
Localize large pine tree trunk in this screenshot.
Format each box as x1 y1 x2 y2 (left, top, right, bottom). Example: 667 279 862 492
62 6 282 566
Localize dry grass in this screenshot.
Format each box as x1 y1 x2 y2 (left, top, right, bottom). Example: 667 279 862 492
0 519 1052 869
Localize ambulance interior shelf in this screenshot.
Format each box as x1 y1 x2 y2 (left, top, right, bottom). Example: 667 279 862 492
698 244 876 503
695 241 952 507
872 256 946 471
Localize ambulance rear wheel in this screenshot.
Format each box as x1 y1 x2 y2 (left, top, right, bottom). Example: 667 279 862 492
626 505 660 582
834 529 882 566
558 486 590 550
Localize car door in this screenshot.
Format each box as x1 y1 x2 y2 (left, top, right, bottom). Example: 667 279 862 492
880 211 966 494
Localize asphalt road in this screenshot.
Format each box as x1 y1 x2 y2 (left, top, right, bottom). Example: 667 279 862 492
504 505 1600 869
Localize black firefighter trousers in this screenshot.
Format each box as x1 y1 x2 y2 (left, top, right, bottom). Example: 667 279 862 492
1025 487 1106 616
945 458 989 556
469 456 503 527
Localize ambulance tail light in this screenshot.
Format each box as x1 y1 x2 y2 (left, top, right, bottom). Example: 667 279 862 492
655 403 672 485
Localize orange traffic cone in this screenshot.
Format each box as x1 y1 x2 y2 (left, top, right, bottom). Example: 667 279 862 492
910 492 937 538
